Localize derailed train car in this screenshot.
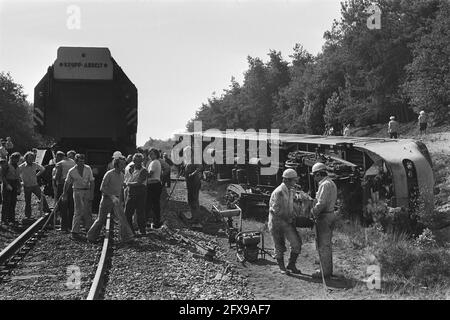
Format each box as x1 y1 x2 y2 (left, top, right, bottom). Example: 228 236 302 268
174 131 435 220
33 47 137 208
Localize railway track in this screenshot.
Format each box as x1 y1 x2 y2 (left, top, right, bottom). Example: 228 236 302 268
0 199 115 300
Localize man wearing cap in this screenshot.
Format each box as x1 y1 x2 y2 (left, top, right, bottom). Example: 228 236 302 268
62 154 95 240
388 116 399 139
19 151 51 220
310 162 337 279
268 168 302 274
108 151 123 170
418 110 428 136
55 151 76 231
88 156 134 244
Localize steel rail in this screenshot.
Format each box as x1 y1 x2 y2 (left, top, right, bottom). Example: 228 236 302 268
87 213 113 300
0 213 49 265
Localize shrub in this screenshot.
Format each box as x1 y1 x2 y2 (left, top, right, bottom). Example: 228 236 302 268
414 228 437 249
411 249 450 287
377 236 419 279
376 233 450 288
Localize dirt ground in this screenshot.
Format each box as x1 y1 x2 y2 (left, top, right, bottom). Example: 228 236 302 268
188 180 447 300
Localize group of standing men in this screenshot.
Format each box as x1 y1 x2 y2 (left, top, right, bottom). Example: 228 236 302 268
68 148 170 243
0 144 175 245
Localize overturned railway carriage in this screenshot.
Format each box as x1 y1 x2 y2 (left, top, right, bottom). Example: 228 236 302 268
33 47 138 209
175 132 435 220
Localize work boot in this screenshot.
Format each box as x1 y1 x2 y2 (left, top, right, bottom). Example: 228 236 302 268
312 269 331 280
286 253 301 274
277 258 290 275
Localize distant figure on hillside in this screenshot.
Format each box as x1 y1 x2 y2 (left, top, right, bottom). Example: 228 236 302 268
388 116 399 139
418 110 428 136
343 124 351 137
328 126 335 136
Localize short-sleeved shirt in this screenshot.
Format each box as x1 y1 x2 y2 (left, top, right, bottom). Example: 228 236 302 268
66 165 94 189
101 169 124 197
56 158 76 180
124 164 147 186
388 120 399 133
418 114 427 124
19 162 45 187
147 160 161 183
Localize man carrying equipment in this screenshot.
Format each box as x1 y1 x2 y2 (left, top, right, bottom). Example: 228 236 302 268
268 168 302 275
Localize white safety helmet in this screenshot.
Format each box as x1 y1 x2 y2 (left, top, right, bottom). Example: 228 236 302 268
282 168 298 179
420 110 425 115
311 162 328 174
112 151 123 159
390 116 395 120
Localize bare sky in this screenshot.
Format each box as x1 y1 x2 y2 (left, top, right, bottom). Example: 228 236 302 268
0 0 342 145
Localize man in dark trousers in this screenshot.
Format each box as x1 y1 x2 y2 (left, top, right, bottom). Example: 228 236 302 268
310 162 337 279
55 151 76 232
183 146 204 228
146 148 163 229
19 151 50 219
124 153 148 236
1 152 22 225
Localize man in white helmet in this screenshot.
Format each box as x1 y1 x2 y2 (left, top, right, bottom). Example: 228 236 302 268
268 168 302 274
310 162 337 279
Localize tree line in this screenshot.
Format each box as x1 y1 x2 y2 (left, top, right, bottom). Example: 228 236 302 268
0 72 46 153
186 0 450 134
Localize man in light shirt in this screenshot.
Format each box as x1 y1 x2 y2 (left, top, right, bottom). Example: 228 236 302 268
418 110 428 136
55 151 76 232
124 153 148 236
268 168 302 275
62 154 95 240
310 162 337 279
388 116 399 139
146 148 162 229
19 152 50 219
88 156 134 243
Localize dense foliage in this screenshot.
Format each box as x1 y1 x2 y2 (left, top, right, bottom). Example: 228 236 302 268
0 72 43 153
187 0 450 133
